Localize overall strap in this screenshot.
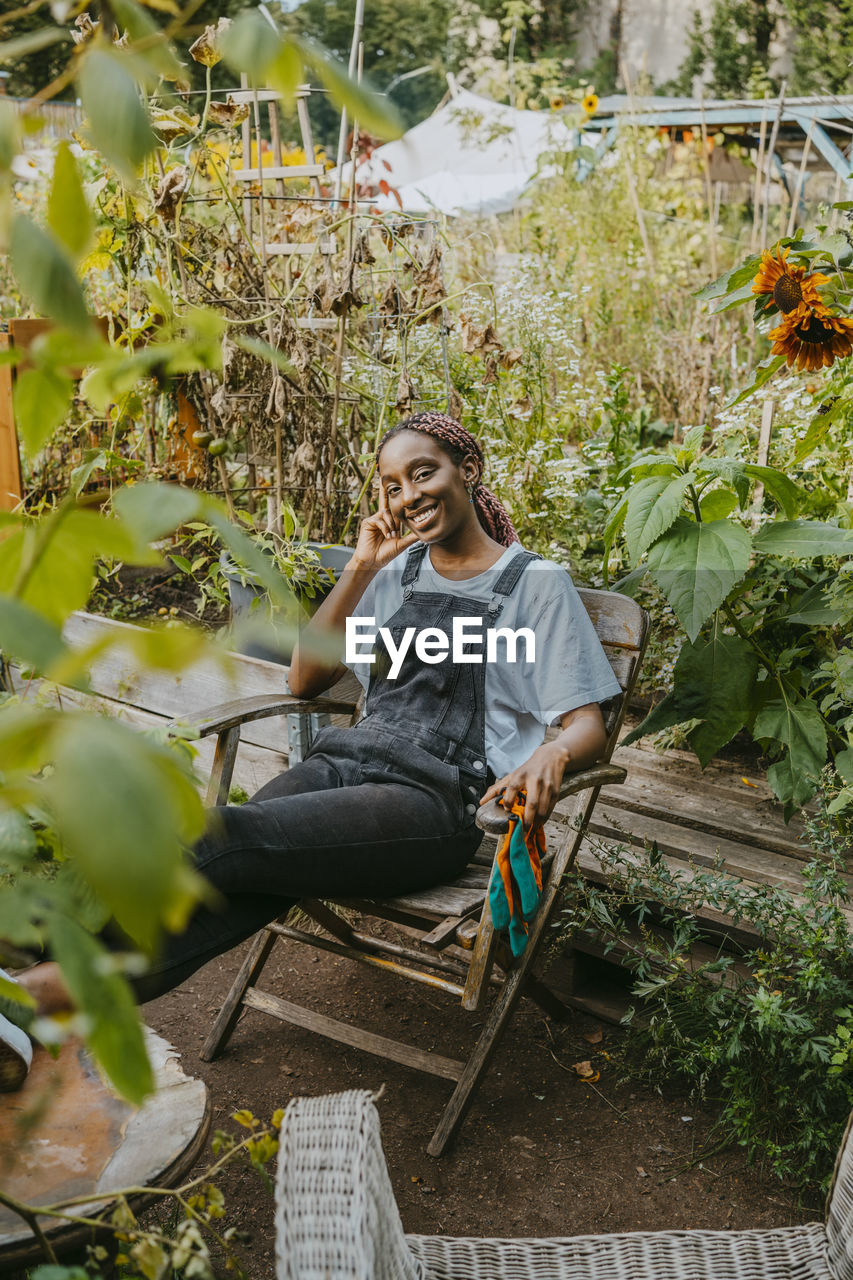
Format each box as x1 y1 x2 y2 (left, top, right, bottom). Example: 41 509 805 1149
401 542 429 598
487 549 541 616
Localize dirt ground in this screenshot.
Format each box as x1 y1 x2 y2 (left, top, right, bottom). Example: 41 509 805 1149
142 929 813 1279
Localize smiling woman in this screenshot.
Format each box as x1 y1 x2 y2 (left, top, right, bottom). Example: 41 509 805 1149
7 416 621 1054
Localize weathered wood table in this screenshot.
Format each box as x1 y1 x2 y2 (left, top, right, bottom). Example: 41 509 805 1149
0 1028 209 1272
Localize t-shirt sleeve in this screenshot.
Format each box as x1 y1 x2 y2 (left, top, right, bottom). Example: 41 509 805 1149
523 573 622 726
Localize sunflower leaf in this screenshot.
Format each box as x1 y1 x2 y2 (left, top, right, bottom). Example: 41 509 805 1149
712 282 758 313
724 354 786 408
645 517 752 642
624 472 695 564
754 693 827 810
753 520 853 559
694 256 761 302
742 465 803 519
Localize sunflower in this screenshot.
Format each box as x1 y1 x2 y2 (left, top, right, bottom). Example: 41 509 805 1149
582 91 598 116
752 245 829 315
549 95 565 110
769 308 853 371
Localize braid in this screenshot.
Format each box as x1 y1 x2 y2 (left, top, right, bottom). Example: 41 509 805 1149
378 411 519 546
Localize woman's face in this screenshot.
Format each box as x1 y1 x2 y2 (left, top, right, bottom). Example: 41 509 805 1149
379 431 478 544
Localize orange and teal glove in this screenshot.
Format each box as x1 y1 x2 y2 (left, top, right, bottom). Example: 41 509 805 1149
488 794 545 957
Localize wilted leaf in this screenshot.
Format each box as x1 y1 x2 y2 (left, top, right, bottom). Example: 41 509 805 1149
189 17 231 68
207 96 249 129
572 1060 599 1081
153 165 189 220
460 312 502 356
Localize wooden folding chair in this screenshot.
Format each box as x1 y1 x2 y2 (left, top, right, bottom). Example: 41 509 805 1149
192 588 649 1156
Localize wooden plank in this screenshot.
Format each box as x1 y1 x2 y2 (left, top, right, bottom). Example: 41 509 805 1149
0 333 23 511
379 883 487 916
598 767 807 859
241 986 464 1081
577 587 647 649
50 612 358 755
584 802 835 894
233 164 324 181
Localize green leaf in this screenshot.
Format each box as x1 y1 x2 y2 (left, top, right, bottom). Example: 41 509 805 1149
601 490 629 578
793 407 840 464
269 40 304 104
10 215 91 332
753 520 853 559
46 715 206 949
221 11 279 81
754 693 827 809
48 912 153 1105
679 424 706 462
78 46 158 180
113 482 204 543
47 142 92 263
0 809 37 871
618 450 679 480
645 517 752 642
0 101 21 175
835 748 853 787
695 457 750 508
0 28 70 64
786 579 845 625
712 281 759 313
624 472 694 564
233 334 297 379
724 354 786 408
699 488 738 521
297 38 404 140
13 367 73 457
623 630 758 766
0 598 68 673
693 256 760 302
742 465 802 519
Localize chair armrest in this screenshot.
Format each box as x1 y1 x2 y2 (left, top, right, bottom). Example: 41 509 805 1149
181 694 360 738
475 762 627 834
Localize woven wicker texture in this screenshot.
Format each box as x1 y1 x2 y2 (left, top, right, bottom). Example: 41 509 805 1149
826 1113 853 1280
276 1091 853 1280
407 1227 830 1279
275 1091 427 1280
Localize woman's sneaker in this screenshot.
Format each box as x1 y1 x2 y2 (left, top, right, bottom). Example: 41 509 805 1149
0 1011 32 1091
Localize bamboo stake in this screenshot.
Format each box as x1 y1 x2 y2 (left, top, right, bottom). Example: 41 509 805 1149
240 73 252 238
760 81 787 249
786 118 814 238
750 99 768 253
333 0 365 202
698 96 717 279
325 42 362 539
750 398 776 527
618 58 656 277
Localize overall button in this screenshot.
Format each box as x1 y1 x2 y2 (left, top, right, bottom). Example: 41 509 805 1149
465 803 477 815
468 785 479 796
472 760 485 772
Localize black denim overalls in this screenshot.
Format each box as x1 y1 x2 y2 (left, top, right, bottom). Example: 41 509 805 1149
131 542 537 1002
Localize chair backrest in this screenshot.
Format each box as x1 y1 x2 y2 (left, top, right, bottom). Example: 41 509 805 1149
275 1090 427 1280
576 587 649 751
825 1110 853 1280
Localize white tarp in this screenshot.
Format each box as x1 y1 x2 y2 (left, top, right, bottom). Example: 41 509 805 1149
335 88 579 216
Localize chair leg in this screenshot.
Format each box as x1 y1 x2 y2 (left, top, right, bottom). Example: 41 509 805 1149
200 925 279 1062
427 791 600 1157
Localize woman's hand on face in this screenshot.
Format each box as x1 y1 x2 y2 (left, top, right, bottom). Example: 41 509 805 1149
479 741 570 831
351 485 418 571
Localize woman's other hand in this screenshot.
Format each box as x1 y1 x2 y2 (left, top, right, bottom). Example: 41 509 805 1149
479 703 608 830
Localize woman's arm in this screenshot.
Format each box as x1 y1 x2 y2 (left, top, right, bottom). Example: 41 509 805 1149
288 502 417 698
478 702 608 831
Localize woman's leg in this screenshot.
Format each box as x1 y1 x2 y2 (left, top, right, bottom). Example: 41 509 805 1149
131 750 479 1002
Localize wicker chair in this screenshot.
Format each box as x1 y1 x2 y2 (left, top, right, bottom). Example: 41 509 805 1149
275 1090 853 1280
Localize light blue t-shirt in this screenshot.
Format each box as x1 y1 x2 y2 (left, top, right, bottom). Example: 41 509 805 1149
344 544 621 778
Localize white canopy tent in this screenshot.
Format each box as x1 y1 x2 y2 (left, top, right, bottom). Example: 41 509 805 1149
334 88 580 216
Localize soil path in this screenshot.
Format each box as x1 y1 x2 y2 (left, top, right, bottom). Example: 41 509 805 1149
145 933 809 1278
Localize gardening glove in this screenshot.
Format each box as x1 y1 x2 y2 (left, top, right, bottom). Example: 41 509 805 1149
488 794 545 958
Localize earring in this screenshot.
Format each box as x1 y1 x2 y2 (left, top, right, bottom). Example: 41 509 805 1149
467 482 475 503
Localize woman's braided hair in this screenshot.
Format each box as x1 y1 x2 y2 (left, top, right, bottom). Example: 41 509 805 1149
377 411 519 547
